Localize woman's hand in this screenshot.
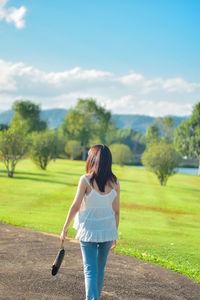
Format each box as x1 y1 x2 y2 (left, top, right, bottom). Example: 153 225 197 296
60 229 68 241
110 240 116 250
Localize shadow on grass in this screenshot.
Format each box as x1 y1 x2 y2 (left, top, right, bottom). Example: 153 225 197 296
16 176 77 186
55 171 83 177
0 170 49 177
0 174 76 186
119 178 138 183
169 184 200 194
181 187 200 193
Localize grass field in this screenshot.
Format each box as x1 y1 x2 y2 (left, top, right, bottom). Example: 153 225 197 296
0 159 199 282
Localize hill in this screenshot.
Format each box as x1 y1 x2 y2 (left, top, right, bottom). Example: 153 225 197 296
0 108 189 133
40 108 68 128
0 109 68 129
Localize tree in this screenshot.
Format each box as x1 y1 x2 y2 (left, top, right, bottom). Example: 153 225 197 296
65 140 82 160
156 116 175 143
0 124 9 131
109 143 132 166
174 102 200 175
146 116 175 146
60 99 116 160
56 129 68 157
94 104 116 144
142 143 180 186
12 100 47 133
174 120 191 156
115 128 145 154
145 124 160 146
30 130 58 170
0 127 29 177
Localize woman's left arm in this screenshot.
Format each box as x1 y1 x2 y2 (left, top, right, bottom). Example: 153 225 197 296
60 176 86 240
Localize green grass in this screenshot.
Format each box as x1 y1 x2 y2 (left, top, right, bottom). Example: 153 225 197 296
0 159 200 282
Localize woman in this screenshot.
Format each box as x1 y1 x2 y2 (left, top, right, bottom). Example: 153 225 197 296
60 144 120 300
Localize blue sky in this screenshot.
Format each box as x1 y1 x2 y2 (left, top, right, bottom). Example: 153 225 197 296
0 0 200 116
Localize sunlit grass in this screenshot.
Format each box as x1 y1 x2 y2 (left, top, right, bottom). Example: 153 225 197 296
0 159 199 282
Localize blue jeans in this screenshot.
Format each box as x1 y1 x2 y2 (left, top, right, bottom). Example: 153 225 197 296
80 240 113 300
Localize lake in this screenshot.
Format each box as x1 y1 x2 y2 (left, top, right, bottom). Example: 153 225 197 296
175 167 199 175
134 166 199 176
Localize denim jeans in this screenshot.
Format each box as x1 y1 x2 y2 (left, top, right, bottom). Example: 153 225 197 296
80 240 113 300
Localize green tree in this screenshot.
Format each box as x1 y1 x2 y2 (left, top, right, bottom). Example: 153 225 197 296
145 124 160 146
146 116 175 145
109 143 132 166
94 104 116 144
156 116 175 143
12 100 47 133
30 130 58 170
174 102 200 175
0 124 9 131
142 143 180 186
0 127 29 177
174 120 191 156
65 140 82 160
56 129 68 157
115 128 145 153
112 128 145 165
60 99 115 160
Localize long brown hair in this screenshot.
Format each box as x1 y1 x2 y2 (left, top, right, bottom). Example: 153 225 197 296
86 144 117 192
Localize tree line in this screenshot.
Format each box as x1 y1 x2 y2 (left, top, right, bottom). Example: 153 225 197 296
0 99 199 186
143 103 200 184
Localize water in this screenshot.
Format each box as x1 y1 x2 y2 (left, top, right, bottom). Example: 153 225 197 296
134 166 199 176
175 167 199 175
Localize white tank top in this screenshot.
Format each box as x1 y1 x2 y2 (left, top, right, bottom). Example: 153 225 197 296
73 174 119 242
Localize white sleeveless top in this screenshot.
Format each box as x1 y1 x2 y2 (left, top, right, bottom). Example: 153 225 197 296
73 175 119 242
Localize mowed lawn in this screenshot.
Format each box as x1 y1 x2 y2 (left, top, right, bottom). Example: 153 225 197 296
0 159 199 282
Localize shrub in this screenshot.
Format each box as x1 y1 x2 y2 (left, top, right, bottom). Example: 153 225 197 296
64 140 82 160
110 143 132 166
142 142 180 186
0 127 29 177
30 131 58 170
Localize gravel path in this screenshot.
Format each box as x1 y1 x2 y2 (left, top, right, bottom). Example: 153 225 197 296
0 222 199 300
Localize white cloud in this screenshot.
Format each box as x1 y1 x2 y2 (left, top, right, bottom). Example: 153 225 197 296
0 0 26 29
0 59 18 90
0 93 19 109
118 72 144 85
0 58 199 116
162 77 200 93
118 72 200 94
44 67 113 86
103 95 193 116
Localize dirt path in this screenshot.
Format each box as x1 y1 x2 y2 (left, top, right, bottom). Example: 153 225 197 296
0 223 199 300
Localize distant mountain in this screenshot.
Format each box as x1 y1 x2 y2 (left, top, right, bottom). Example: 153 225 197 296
40 108 68 128
0 110 14 124
113 114 155 133
0 108 189 133
0 109 68 129
113 114 189 133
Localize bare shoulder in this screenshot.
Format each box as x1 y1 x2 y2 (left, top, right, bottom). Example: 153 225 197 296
85 173 91 180
78 175 87 186
84 173 92 185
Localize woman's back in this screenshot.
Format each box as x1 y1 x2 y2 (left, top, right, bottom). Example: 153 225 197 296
73 174 119 242
85 174 117 202
85 174 117 196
